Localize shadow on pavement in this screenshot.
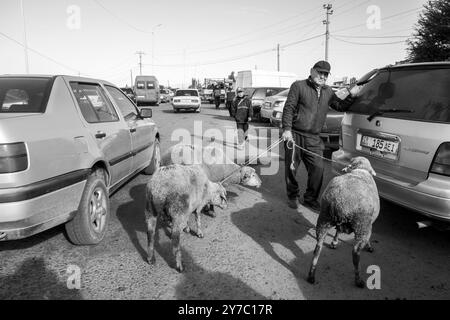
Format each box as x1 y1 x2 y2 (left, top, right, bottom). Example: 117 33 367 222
0 257 83 300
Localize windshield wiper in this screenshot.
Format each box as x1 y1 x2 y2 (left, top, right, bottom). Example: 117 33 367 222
367 108 414 121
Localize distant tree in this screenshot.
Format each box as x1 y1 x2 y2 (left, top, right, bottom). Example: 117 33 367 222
228 71 235 81
406 0 450 62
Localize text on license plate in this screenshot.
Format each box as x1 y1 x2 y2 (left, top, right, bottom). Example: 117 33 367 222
360 136 399 154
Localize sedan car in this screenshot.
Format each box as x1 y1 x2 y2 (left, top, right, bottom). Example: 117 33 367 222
172 89 201 113
0 75 161 244
269 87 344 151
159 89 171 103
333 62 450 222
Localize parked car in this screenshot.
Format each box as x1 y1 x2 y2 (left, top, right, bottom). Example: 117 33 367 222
269 86 344 150
248 87 287 122
261 89 289 121
332 62 450 222
172 89 201 113
120 87 136 103
0 75 161 244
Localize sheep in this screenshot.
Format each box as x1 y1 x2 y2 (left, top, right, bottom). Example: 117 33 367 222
307 156 380 288
145 164 227 272
161 143 261 216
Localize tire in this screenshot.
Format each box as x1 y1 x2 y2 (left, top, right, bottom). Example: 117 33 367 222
144 139 161 175
174 109 179 113
196 107 201 113
65 169 109 245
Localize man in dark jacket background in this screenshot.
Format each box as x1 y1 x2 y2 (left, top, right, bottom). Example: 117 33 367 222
232 87 253 150
281 60 360 212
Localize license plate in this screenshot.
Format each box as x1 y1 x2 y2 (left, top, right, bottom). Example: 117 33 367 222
361 135 399 154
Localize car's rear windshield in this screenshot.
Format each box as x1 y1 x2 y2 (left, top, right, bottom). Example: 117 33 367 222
276 89 290 97
348 66 450 123
175 90 198 96
0 77 53 113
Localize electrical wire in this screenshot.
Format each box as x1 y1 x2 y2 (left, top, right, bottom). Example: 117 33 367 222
331 35 407 45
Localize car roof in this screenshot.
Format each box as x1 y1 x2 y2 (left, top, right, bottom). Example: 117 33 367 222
0 74 118 87
382 61 450 70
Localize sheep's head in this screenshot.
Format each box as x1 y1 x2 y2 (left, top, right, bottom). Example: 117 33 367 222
240 166 262 188
210 183 228 209
342 157 376 176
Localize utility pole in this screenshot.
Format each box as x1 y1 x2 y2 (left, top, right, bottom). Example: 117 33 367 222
20 0 29 73
277 44 280 71
135 51 145 75
130 69 133 87
323 4 333 62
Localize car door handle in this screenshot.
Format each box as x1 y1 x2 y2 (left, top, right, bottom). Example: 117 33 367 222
95 131 106 139
129 128 136 133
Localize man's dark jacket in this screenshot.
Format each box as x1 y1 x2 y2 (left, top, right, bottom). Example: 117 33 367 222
282 77 353 135
232 96 253 123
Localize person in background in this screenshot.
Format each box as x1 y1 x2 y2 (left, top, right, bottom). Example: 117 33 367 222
213 84 221 109
225 86 235 117
281 60 361 212
232 88 253 150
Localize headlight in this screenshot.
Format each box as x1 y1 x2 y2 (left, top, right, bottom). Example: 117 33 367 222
273 101 285 108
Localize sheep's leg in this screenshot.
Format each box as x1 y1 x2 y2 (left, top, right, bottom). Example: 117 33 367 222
171 216 184 272
194 209 204 238
352 240 366 288
145 209 158 265
307 225 328 284
330 228 340 249
364 228 374 253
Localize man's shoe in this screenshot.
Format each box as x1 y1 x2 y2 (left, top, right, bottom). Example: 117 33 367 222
303 200 321 212
287 198 300 209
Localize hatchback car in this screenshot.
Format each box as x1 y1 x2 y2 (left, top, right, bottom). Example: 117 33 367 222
0 75 161 244
172 89 201 113
332 62 450 222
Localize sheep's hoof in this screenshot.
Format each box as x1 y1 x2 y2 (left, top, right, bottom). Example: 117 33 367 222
176 263 184 273
183 226 191 234
330 241 338 249
355 279 365 288
365 245 374 253
307 275 316 284
196 230 204 238
147 255 156 265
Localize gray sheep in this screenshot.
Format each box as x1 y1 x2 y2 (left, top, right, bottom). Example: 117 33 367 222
307 157 380 288
161 143 261 216
145 164 227 272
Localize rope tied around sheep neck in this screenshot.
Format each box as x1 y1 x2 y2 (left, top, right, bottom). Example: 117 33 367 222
220 137 284 184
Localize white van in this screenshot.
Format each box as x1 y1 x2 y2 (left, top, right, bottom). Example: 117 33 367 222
134 75 160 106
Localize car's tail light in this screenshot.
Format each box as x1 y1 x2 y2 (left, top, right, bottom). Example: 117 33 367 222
173 99 180 102
273 101 285 108
0 142 28 173
339 128 343 148
430 142 450 176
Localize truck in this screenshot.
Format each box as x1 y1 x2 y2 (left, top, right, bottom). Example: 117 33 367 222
235 70 298 89
201 78 231 104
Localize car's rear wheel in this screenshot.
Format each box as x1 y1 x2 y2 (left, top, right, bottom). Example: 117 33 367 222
65 169 109 245
174 108 179 113
144 139 161 175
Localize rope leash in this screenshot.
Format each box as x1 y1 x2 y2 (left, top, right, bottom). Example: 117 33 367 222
286 139 348 174
220 137 284 184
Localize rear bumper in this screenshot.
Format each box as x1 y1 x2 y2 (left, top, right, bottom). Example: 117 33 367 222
332 149 450 222
172 103 200 109
0 170 88 240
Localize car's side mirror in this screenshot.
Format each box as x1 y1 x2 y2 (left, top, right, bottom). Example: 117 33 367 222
140 107 152 118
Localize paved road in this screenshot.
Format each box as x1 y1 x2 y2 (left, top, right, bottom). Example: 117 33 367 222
0 102 449 300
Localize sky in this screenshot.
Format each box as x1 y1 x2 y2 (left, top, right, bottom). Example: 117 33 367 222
0 0 429 88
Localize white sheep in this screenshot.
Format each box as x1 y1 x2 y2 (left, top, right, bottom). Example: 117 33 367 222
145 164 227 272
307 157 380 288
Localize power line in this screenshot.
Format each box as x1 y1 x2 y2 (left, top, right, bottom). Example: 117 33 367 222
331 36 406 45
333 35 410 38
0 30 82 74
92 0 155 34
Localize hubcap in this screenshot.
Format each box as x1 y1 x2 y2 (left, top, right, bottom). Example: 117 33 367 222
89 187 107 233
